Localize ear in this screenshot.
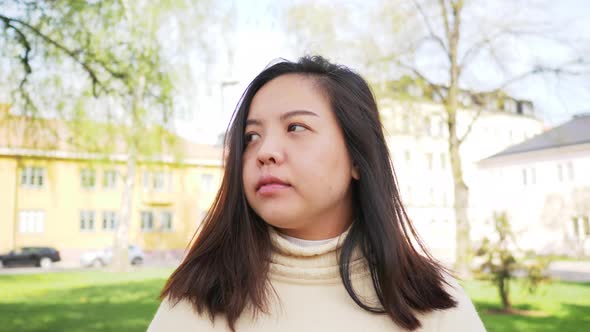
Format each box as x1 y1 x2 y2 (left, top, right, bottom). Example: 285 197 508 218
351 163 360 180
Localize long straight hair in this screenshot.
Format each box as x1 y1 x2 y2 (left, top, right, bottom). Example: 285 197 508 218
160 56 457 331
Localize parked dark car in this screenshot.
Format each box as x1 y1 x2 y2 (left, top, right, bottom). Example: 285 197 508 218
0 247 61 268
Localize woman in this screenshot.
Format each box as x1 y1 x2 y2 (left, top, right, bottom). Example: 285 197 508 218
148 56 485 332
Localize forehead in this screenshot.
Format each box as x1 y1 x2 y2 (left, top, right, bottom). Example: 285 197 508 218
248 74 331 119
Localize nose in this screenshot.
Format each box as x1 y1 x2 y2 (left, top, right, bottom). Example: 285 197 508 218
256 136 284 167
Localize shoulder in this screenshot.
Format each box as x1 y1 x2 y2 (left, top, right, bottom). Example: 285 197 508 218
147 298 220 332
431 274 487 332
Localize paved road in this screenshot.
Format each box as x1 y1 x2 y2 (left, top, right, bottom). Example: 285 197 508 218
0 258 180 275
2 260 590 282
547 260 590 282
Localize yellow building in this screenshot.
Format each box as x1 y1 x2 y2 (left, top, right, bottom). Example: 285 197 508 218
0 106 223 262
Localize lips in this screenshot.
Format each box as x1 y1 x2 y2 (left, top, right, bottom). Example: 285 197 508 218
256 175 290 190
256 175 291 194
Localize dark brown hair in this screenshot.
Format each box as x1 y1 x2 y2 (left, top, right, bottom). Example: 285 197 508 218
160 55 457 331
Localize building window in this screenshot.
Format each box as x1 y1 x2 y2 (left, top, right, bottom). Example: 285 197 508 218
429 187 435 205
402 114 411 134
504 99 517 113
573 216 590 238
143 170 171 191
572 217 582 238
81 169 96 189
423 118 432 136
522 167 536 186
407 84 423 97
153 172 166 191
557 164 563 182
80 211 95 231
426 153 433 170
567 162 574 181
141 211 154 232
160 211 173 231
18 210 45 233
439 119 446 137
143 171 150 190
102 211 118 231
519 102 533 115
201 174 214 192
432 90 442 103
459 92 472 107
440 153 447 170
20 167 45 188
103 170 117 189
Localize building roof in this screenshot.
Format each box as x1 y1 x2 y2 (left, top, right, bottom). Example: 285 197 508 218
0 108 223 164
485 113 590 159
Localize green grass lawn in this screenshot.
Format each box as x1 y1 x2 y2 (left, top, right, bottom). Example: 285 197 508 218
463 279 590 331
0 269 588 331
0 268 173 332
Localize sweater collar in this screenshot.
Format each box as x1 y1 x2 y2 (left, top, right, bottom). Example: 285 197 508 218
278 233 340 247
268 226 368 284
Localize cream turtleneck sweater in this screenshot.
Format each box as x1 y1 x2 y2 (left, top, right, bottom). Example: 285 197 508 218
147 228 486 332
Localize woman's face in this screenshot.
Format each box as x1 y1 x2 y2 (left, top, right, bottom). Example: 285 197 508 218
242 74 359 239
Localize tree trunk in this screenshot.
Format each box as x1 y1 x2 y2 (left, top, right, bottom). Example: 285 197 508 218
112 154 135 271
112 77 144 272
445 0 471 276
498 275 512 310
449 127 471 275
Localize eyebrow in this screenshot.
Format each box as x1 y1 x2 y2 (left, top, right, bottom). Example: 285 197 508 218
246 110 319 126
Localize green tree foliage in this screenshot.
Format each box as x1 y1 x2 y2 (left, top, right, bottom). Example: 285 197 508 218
0 0 222 270
474 211 551 311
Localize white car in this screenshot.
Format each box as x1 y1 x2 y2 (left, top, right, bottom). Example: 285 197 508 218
80 245 144 267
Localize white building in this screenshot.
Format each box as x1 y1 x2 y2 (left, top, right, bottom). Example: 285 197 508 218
378 94 546 262
477 114 590 256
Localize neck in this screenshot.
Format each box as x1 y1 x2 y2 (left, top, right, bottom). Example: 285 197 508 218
268 224 368 283
276 218 352 240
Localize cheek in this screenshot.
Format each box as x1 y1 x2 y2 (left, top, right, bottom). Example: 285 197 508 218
242 155 256 191
299 140 352 192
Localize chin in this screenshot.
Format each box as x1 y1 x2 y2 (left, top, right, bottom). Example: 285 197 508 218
256 211 300 229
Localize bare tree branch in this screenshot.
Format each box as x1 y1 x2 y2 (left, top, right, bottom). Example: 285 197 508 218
458 58 589 144
411 0 448 55
459 25 574 74
377 53 449 102
481 58 589 95
1 16 32 90
458 104 484 145
438 0 451 45
459 30 508 72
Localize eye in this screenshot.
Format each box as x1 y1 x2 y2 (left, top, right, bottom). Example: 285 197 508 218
287 124 306 132
244 132 261 144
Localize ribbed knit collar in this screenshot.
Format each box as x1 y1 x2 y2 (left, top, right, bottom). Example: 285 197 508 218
279 233 340 247
268 226 369 284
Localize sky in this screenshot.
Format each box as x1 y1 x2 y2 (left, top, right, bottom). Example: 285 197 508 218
173 0 590 145
1 1 588 145
173 1 293 144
